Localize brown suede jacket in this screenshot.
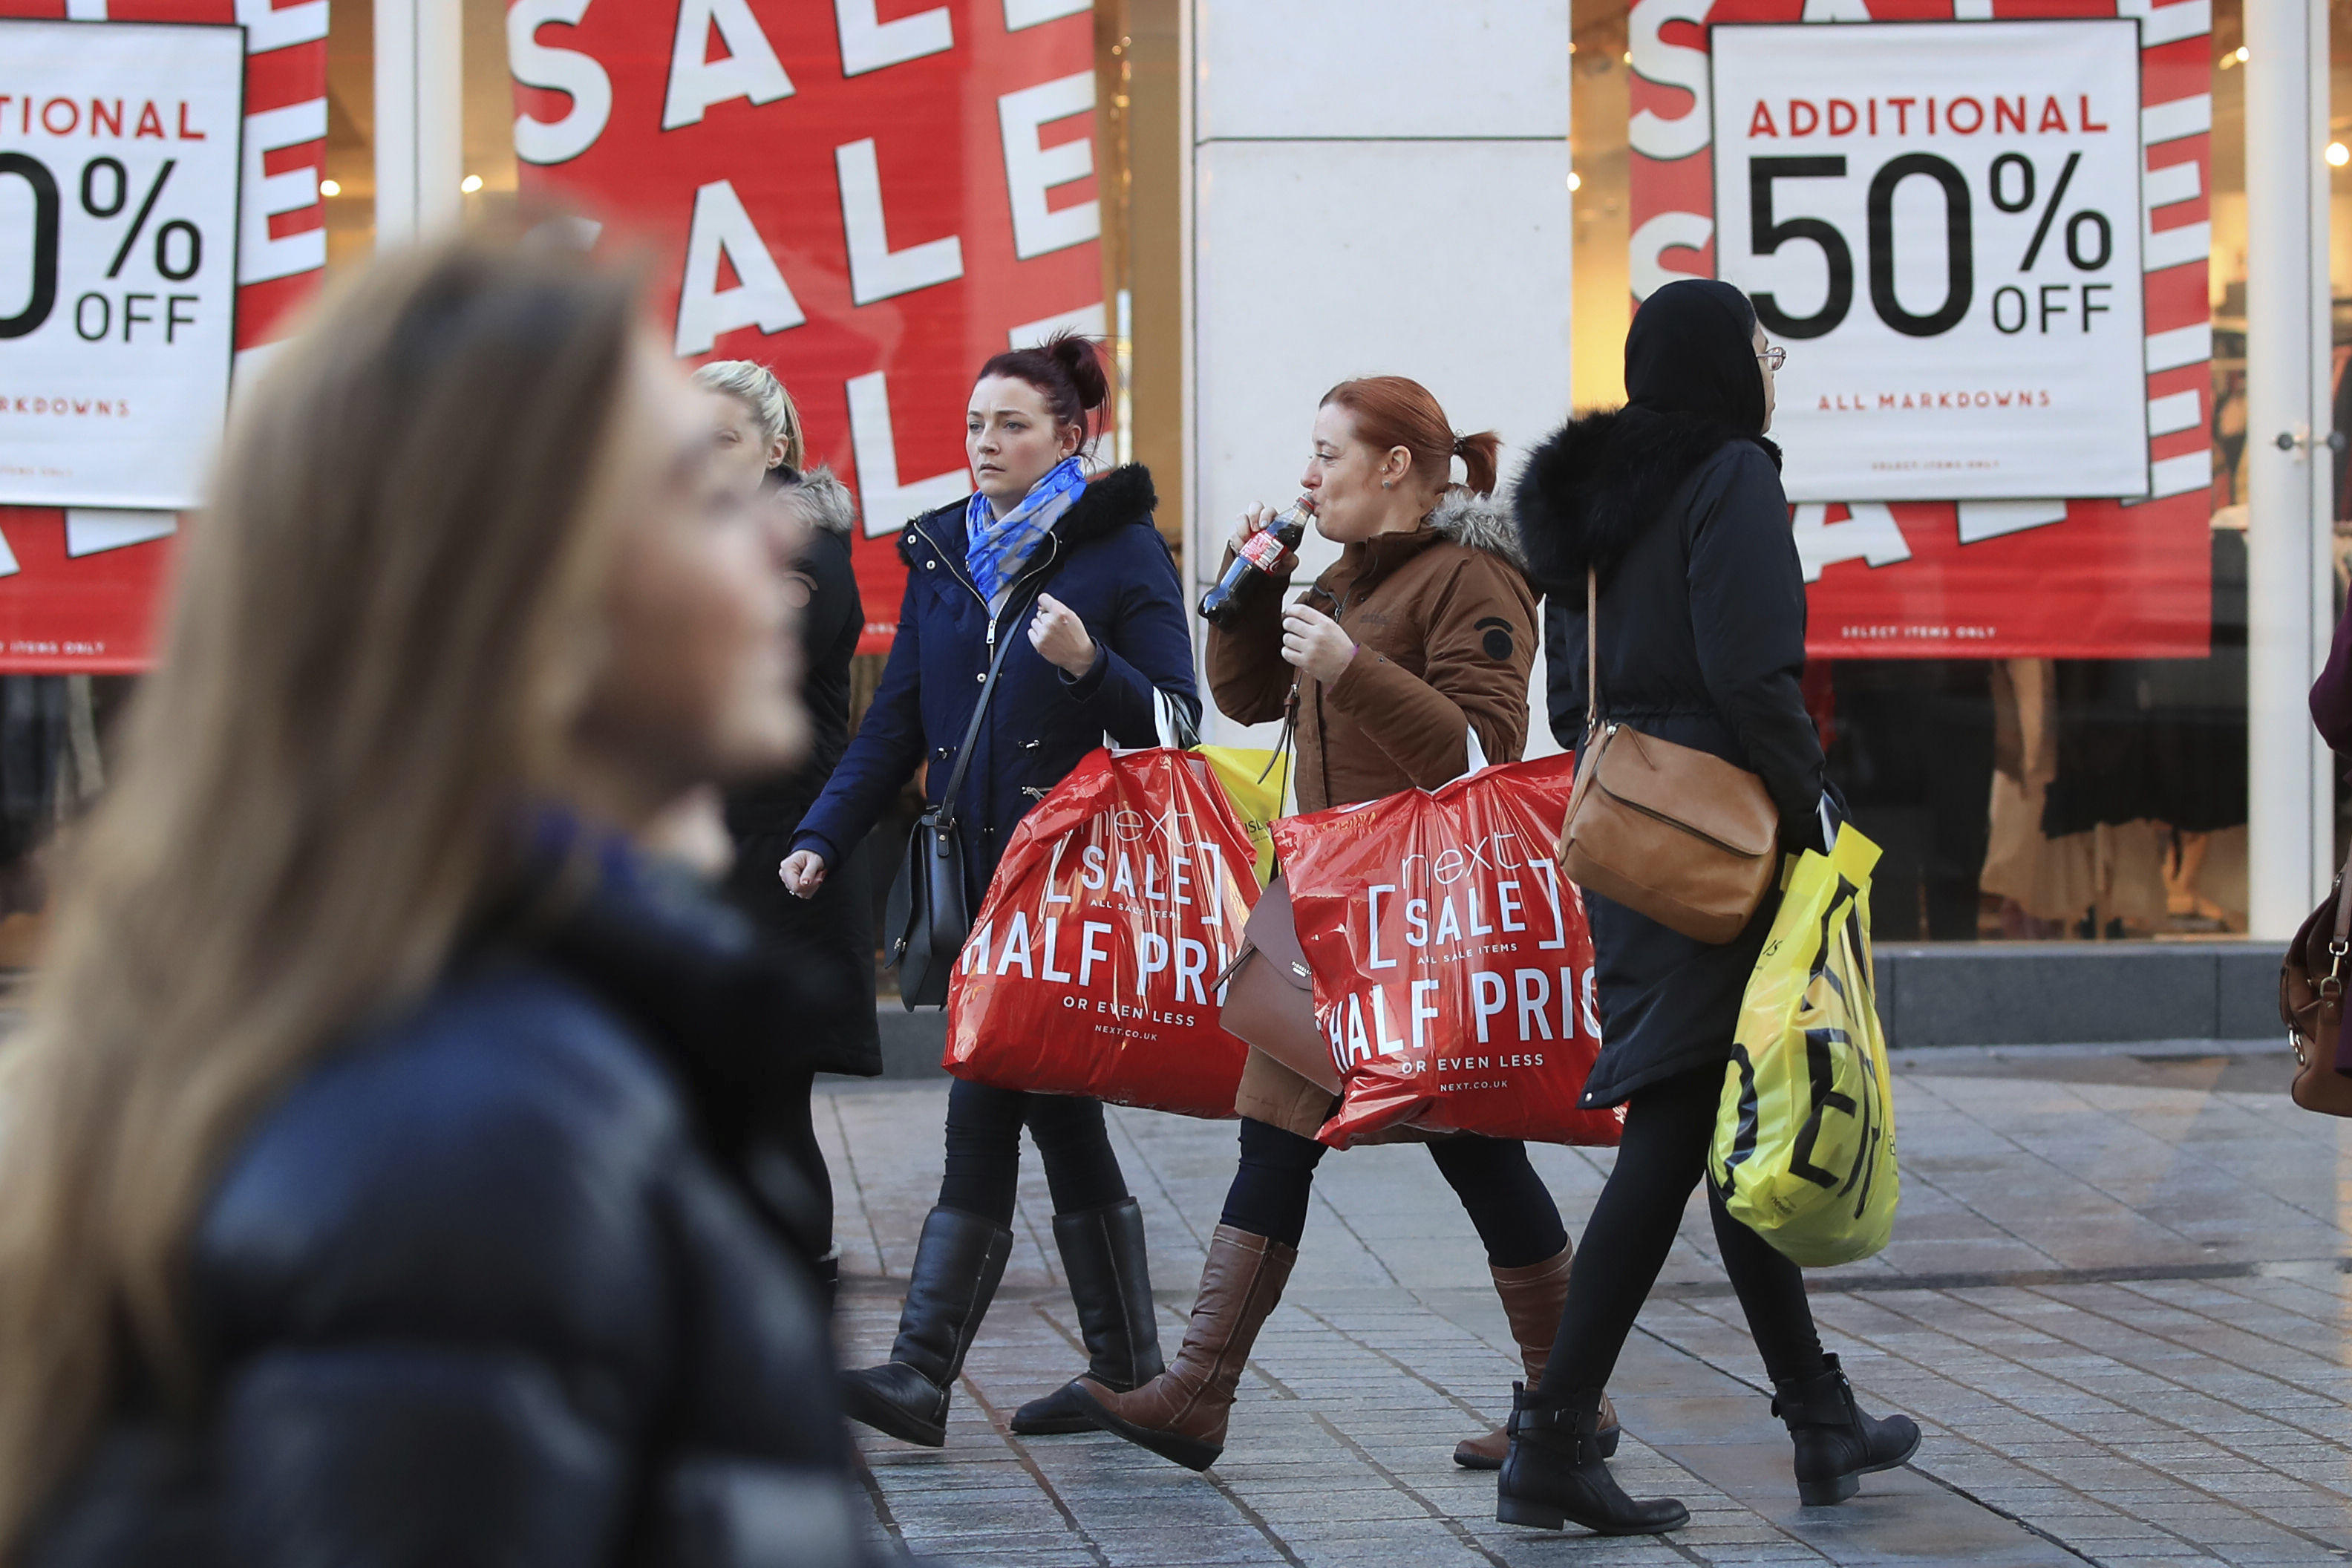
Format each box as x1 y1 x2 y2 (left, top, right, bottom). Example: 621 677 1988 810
1206 488 1538 813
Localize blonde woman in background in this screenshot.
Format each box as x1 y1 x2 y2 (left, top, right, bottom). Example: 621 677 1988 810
694 361 881 1304
0 244 892 1566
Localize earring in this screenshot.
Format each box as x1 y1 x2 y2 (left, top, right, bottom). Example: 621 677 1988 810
1381 480 1394 490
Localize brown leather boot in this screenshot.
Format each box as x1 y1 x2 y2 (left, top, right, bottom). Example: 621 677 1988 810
1073 1224 1297 1471
1454 1245 1621 1469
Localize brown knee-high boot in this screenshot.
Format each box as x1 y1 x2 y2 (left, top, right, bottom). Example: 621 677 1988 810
1074 1224 1296 1471
1454 1244 1621 1469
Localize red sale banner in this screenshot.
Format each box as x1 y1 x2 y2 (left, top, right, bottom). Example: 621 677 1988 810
1627 0 2213 659
508 0 1107 653
0 0 328 672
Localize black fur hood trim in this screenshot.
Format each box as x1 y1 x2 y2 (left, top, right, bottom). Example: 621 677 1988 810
1512 409 1778 592
899 463 1157 565
1056 463 1158 545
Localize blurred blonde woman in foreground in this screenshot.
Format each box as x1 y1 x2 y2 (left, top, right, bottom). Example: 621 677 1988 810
0 243 894 1566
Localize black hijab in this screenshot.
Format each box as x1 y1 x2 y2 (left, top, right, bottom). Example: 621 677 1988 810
1509 278 1782 587
1625 278 1768 434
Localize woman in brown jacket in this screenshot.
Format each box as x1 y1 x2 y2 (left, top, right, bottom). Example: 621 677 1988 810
1077 376 1611 1473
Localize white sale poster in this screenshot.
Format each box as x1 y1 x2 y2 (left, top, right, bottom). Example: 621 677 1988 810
0 19 244 511
1711 20 2148 503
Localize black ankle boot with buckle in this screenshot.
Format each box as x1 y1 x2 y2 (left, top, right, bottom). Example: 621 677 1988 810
1494 1384 1688 1536
1772 1353 1921 1505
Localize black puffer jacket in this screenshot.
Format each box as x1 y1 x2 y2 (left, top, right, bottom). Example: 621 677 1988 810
1515 408 1826 1108
25 826 891 1568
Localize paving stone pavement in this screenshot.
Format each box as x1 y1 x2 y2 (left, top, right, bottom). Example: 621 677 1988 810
820 1044 2352 1567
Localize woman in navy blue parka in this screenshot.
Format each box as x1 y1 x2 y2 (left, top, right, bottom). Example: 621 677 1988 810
783 334 1196 1449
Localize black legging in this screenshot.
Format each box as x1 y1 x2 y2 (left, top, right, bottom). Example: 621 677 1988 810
936 1077 1131 1227
1538 1065 1825 1395
771 1067 833 1257
1218 1117 1569 1268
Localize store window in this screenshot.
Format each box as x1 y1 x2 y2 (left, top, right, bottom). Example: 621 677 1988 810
462 0 1162 993
1573 0 2261 941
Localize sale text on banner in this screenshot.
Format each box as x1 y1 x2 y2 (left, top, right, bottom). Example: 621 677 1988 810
0 19 243 511
1713 21 2148 503
510 0 1108 655
0 1 331 672
1629 0 2214 659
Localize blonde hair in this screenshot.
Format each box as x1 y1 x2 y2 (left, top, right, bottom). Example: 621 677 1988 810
0 240 645 1554
693 359 804 473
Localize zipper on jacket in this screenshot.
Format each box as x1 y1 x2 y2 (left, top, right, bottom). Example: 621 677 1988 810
910 514 1064 649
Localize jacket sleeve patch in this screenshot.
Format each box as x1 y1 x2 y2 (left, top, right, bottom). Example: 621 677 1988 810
1474 616 1515 662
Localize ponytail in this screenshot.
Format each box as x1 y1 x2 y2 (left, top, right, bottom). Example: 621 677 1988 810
1451 430 1501 497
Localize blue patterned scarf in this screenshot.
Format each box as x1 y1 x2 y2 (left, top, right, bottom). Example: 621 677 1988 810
965 457 1085 605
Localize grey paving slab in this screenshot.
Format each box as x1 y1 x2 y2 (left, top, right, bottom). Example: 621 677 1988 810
818 1046 2352 1567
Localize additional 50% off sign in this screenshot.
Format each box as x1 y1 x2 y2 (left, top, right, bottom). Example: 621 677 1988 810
0 19 244 511
1711 20 2149 503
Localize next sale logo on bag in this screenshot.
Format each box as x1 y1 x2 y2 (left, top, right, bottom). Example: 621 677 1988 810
1709 20 2147 502
1270 757 1621 1146
1327 834 1601 1078
958 832 1241 1011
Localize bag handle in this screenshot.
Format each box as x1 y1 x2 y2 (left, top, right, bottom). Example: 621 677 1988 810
1460 723 1490 780
933 615 1024 834
1584 565 1601 741
1152 687 1203 751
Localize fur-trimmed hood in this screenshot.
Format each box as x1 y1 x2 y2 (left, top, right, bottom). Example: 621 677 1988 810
1427 484 1524 570
785 464 858 536
1058 463 1157 545
1512 408 1778 592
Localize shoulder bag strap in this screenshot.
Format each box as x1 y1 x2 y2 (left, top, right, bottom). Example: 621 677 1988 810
2331 835 2352 964
932 617 1024 833
1585 565 1601 740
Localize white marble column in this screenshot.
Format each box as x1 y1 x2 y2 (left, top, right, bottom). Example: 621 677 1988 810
1183 2 1572 754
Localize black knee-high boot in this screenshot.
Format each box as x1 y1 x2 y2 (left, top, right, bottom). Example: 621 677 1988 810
1011 1198 1166 1435
840 1206 1013 1447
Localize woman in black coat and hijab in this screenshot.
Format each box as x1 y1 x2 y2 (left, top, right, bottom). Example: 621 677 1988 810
1500 280 1918 1535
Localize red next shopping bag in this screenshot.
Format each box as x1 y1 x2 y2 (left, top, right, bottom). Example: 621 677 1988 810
1268 754 1625 1149
945 747 1258 1118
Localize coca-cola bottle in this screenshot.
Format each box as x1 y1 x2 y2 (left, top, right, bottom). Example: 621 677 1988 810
1198 499 1314 627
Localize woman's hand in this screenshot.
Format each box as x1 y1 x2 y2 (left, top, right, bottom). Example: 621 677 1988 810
1281 604 1356 684
1228 503 1275 557
780 849 828 898
1028 592 1098 676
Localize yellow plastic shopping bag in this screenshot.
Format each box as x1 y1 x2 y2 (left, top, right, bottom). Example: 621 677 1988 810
1708 825 1898 1267
1198 745 1289 887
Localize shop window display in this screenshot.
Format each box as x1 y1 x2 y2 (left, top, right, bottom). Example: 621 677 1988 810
1569 0 2302 941
463 0 1169 992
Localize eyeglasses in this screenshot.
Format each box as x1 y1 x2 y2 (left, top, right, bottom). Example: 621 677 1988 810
1757 346 1788 371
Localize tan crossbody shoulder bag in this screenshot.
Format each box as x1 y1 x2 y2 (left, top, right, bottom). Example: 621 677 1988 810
1555 566 1780 944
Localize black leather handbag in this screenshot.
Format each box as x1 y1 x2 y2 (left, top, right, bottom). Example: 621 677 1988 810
886 625 1021 1009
